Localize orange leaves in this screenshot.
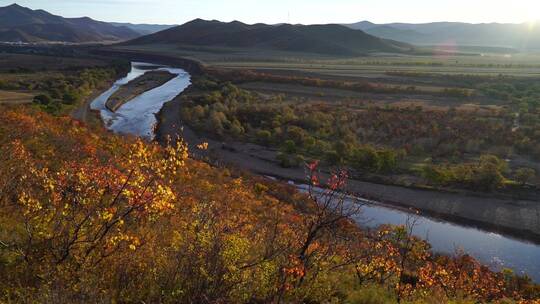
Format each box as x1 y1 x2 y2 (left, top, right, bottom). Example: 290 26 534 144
416 254 511 301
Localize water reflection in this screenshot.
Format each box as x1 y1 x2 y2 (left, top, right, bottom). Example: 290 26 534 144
91 62 191 139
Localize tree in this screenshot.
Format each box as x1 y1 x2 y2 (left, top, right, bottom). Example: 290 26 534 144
276 162 364 302
325 150 341 166
33 94 53 105
282 140 297 154
515 167 536 186
473 155 507 191
256 130 272 146
62 89 80 105
422 165 452 186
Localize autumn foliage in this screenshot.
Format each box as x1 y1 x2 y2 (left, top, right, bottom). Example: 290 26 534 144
0 106 539 303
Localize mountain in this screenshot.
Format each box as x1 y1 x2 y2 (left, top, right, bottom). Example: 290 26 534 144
125 19 414 56
0 4 140 43
109 22 176 35
346 21 540 50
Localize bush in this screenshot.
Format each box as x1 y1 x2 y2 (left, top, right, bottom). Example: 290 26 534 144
514 167 536 185
346 285 396 304
282 140 297 154
62 89 80 105
254 182 269 195
256 130 272 146
325 150 342 166
276 152 303 168
33 94 53 105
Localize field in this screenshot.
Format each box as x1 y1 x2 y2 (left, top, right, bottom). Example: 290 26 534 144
0 53 109 72
0 53 129 115
115 44 540 77
0 90 35 104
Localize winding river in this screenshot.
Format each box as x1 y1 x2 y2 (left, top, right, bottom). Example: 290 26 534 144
91 62 191 139
92 62 540 282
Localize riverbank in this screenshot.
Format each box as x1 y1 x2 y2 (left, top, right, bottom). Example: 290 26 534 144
156 93 540 244
71 78 116 127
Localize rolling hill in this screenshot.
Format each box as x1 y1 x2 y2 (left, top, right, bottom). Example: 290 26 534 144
0 4 139 43
346 21 540 50
125 19 414 56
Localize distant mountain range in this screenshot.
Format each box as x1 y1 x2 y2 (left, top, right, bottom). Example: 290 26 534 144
109 22 176 35
0 4 139 43
125 19 414 56
4 2 537 53
346 21 540 50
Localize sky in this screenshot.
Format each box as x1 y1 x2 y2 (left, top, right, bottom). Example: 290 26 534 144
1 0 539 25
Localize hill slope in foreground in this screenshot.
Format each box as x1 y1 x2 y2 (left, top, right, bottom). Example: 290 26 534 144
126 19 414 56
0 105 538 302
0 4 139 43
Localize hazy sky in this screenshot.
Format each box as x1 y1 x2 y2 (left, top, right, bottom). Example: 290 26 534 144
1 0 539 25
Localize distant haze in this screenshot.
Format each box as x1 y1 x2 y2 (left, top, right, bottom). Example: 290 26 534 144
0 0 539 25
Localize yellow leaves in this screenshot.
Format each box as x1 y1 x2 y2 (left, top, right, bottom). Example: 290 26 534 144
100 209 115 221
107 234 140 250
18 192 42 215
222 234 251 267
197 142 209 150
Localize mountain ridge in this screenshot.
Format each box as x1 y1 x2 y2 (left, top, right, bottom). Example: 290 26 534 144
346 20 540 49
125 19 414 56
0 3 140 43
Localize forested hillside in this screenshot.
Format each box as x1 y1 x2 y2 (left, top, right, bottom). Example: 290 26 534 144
0 106 539 303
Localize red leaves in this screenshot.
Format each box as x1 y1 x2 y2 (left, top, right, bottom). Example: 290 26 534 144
307 160 320 172
327 170 348 191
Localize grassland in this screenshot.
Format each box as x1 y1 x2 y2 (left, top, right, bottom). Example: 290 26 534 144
114 44 540 77
0 90 35 104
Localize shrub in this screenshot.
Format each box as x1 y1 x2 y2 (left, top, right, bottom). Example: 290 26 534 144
256 130 272 146
514 167 536 185
33 94 53 105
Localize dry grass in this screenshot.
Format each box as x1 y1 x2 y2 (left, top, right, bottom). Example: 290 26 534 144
0 54 108 72
0 90 35 104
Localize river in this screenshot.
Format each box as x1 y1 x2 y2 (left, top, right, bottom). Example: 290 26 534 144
91 62 540 282
91 62 191 140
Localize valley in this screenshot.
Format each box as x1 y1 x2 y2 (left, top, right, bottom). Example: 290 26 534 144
1 2 540 302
